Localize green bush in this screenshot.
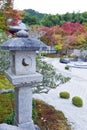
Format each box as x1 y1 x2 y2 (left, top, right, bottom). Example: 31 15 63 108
65 66 69 70
59 91 70 99
72 96 83 107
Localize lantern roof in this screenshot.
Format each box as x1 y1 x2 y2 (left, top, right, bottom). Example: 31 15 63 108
1 30 47 51
8 20 28 34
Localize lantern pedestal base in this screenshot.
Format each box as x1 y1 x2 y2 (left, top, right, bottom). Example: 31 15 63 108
14 86 35 130
5 70 42 130
18 122 35 130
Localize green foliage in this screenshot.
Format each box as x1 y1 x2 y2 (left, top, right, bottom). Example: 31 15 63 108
0 30 10 72
1 95 37 124
54 43 62 51
59 91 70 99
22 9 87 26
0 93 14 123
0 17 7 30
72 96 83 107
22 13 39 25
0 74 10 90
0 73 13 90
0 29 8 44
0 50 10 72
65 66 69 70
57 73 70 84
34 58 70 93
24 9 45 19
41 14 63 27
0 10 7 31
32 99 37 122
62 13 72 22
4 111 14 124
36 59 57 92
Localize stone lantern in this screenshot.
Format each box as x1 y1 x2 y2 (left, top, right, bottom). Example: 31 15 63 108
1 30 47 130
8 20 28 35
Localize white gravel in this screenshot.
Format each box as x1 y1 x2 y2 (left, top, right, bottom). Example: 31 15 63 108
33 58 87 130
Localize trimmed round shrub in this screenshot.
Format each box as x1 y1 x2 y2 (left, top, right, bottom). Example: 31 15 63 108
59 91 70 99
65 66 69 70
72 96 83 107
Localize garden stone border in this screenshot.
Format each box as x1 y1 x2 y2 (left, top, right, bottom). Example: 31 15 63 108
0 123 40 130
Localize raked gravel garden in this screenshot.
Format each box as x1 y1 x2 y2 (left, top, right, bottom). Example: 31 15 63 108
33 57 87 130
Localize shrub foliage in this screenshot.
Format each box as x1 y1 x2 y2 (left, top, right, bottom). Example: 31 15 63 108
72 96 83 107
65 66 69 70
59 91 70 99
35 58 70 93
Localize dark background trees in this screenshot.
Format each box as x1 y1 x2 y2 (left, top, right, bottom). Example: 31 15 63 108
22 13 39 25
23 9 87 27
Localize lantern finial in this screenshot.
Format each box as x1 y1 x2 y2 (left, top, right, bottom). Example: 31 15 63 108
16 30 29 37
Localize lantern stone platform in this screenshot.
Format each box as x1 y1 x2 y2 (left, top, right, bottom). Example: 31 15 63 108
1 30 47 130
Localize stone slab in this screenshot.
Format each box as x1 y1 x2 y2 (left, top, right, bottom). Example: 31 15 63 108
0 123 39 130
5 70 43 86
0 123 24 130
18 122 35 130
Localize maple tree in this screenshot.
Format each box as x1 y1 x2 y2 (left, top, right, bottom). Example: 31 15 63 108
0 0 22 31
40 23 87 54
61 22 86 35
60 22 87 53
76 32 87 50
62 24 86 53
82 22 87 31
40 26 58 46
62 35 77 54
53 26 63 52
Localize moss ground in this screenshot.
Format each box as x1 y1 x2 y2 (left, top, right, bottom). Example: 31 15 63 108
0 73 13 90
0 93 14 123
